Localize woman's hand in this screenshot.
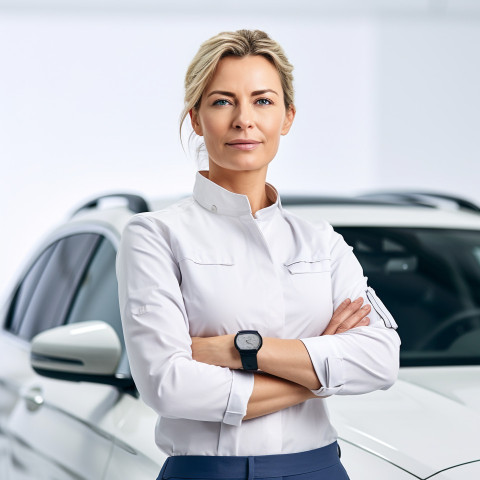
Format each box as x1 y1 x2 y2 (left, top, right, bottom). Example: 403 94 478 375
191 334 242 369
322 297 370 335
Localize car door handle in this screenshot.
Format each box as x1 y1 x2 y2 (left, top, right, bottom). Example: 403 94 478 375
24 387 44 412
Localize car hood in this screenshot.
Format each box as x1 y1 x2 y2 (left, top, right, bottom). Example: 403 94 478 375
328 378 480 479
399 366 480 415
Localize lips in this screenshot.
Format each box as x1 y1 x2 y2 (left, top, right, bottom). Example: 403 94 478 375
226 139 261 151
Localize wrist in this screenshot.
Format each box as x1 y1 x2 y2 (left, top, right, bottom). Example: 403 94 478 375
234 330 263 370
256 336 272 371
226 334 243 369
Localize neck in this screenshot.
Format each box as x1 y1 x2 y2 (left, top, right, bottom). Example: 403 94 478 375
206 164 272 215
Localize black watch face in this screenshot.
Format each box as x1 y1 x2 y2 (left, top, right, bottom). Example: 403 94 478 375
236 333 261 350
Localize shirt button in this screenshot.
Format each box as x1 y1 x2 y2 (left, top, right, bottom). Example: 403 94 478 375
210 205 217 213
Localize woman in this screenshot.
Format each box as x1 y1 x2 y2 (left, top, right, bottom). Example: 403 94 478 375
116 29 400 480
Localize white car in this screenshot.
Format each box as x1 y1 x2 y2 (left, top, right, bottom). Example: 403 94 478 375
1 192 480 479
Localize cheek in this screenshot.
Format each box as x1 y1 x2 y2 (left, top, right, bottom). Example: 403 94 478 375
262 114 285 138
263 115 285 146
201 116 227 148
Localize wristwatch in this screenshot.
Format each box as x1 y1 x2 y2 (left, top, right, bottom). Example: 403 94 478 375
234 330 263 371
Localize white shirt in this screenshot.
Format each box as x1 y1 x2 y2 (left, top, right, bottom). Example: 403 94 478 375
116 171 401 457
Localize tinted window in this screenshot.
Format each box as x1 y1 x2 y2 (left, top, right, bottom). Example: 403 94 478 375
67 237 129 375
7 243 56 334
7 234 101 341
336 227 480 366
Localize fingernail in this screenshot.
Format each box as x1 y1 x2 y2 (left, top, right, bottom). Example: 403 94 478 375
344 298 351 304
362 305 370 310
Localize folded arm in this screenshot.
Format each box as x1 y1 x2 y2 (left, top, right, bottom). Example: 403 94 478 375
192 297 374 421
192 224 401 404
191 297 372 390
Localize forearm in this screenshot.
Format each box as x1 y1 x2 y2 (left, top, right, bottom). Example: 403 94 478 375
190 297 372 398
257 338 321 390
191 334 321 390
244 372 316 420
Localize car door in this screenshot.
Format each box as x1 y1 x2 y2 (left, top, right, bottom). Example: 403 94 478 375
0 228 129 480
67 233 164 480
0 241 56 479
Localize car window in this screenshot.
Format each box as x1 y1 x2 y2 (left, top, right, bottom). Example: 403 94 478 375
6 242 56 335
336 227 480 367
6 233 101 341
66 237 129 376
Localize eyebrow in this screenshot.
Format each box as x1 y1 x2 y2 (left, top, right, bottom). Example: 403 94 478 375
207 89 279 98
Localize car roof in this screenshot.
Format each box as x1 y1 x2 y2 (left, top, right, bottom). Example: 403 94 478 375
63 191 480 239
284 204 480 229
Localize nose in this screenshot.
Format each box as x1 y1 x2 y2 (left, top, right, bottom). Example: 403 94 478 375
232 104 254 130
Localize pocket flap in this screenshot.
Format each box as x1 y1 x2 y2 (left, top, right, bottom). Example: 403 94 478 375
180 255 234 266
285 259 331 274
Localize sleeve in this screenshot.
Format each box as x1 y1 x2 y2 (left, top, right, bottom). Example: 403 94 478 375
116 214 254 426
299 223 401 397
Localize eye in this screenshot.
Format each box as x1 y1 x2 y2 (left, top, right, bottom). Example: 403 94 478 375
212 99 231 106
256 98 273 105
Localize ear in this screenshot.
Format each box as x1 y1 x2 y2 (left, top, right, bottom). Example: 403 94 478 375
281 104 296 136
189 109 203 136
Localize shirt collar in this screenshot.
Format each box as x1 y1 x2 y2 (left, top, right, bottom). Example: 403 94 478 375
193 170 282 219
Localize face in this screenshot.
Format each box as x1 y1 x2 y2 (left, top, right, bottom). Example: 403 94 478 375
190 55 295 176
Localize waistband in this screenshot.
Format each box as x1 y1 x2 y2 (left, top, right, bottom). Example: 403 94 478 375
160 441 341 479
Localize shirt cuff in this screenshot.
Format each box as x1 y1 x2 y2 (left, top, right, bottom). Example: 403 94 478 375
300 336 345 397
222 370 255 426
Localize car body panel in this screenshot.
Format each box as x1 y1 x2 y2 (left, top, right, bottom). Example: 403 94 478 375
102 398 165 480
2 336 113 480
429 460 480 479
328 379 480 478
338 441 418 479
399 366 480 414
98 392 166 468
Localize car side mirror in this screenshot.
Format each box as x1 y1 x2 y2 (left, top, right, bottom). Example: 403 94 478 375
31 321 134 392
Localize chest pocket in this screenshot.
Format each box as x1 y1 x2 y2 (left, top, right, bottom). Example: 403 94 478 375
178 254 238 336
283 257 333 336
285 258 331 274
179 254 235 297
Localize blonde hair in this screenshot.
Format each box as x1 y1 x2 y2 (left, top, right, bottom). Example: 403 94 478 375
180 29 295 137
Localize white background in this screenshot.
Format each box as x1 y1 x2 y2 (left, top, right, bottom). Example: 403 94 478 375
1 0 479 297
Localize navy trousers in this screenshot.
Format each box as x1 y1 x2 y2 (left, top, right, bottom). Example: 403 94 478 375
156 441 350 480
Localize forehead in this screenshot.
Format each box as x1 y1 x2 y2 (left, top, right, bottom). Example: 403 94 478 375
206 55 282 92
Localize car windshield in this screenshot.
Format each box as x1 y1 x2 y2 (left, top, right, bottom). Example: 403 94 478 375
335 227 480 367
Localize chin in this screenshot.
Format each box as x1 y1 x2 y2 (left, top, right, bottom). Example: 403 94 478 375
212 153 274 173
223 162 270 173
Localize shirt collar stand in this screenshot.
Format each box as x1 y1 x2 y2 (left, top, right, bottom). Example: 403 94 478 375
193 171 281 219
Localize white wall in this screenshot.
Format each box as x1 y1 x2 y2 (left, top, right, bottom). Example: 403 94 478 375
1 1 479 297
375 17 480 194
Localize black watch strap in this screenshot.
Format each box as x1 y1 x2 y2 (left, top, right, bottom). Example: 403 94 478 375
240 352 258 371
